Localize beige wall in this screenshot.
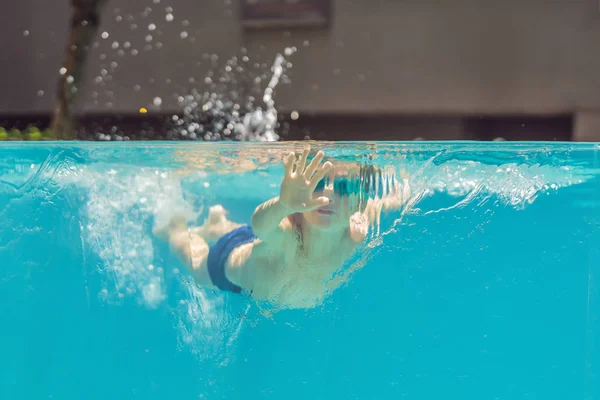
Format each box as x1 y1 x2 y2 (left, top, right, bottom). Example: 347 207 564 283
1 0 599 125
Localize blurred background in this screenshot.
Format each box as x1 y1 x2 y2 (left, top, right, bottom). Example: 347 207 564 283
0 0 599 141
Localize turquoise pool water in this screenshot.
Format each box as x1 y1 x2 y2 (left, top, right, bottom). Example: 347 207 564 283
0 142 598 399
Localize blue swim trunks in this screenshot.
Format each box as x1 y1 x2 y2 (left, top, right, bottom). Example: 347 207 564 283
207 225 257 294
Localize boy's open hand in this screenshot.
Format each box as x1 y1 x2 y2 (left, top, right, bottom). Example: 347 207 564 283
280 145 332 213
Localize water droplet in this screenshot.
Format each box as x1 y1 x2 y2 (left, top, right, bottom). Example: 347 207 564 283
291 111 299 120
131 49 139 56
146 34 153 42
116 15 122 22
156 42 163 49
134 85 141 91
95 76 103 84
123 41 131 49
153 97 162 107
66 75 74 83
101 69 108 76
182 20 190 27
111 61 118 69
166 13 174 22
37 90 44 97
148 23 156 31
101 32 109 39
180 31 188 39
111 41 119 49
23 30 30 37
59 67 67 75
242 56 249 62
284 47 296 56
204 77 212 84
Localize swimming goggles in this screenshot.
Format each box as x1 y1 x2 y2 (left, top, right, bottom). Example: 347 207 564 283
314 177 363 196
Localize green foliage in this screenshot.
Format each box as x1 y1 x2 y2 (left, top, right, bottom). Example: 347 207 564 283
42 129 58 140
0 127 58 141
8 129 22 140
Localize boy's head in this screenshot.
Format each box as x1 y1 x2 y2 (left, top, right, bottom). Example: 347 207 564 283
303 161 382 230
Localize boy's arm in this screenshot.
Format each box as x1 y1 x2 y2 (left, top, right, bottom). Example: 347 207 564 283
252 146 332 243
251 196 293 243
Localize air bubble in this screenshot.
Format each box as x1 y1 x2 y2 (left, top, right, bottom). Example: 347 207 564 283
23 30 30 37
148 23 156 31
291 111 299 120
166 13 174 22
153 97 162 107
112 41 119 49
180 31 188 39
101 32 109 39
59 67 67 75
66 75 74 83
37 90 44 97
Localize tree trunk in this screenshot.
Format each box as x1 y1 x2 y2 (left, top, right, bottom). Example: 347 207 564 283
51 0 108 139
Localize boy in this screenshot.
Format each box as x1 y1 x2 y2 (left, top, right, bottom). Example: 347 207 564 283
155 145 410 309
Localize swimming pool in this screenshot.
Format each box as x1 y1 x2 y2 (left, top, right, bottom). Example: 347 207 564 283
0 141 598 399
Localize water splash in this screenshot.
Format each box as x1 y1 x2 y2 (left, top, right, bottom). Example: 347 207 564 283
171 47 296 141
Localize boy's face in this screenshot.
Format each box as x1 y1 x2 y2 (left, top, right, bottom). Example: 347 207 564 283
304 168 358 230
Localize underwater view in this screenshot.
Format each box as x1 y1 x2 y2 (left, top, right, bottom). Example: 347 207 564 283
0 141 598 399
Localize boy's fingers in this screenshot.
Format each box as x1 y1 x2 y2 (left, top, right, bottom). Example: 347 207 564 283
305 151 324 178
309 162 332 188
296 145 309 174
284 152 295 175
